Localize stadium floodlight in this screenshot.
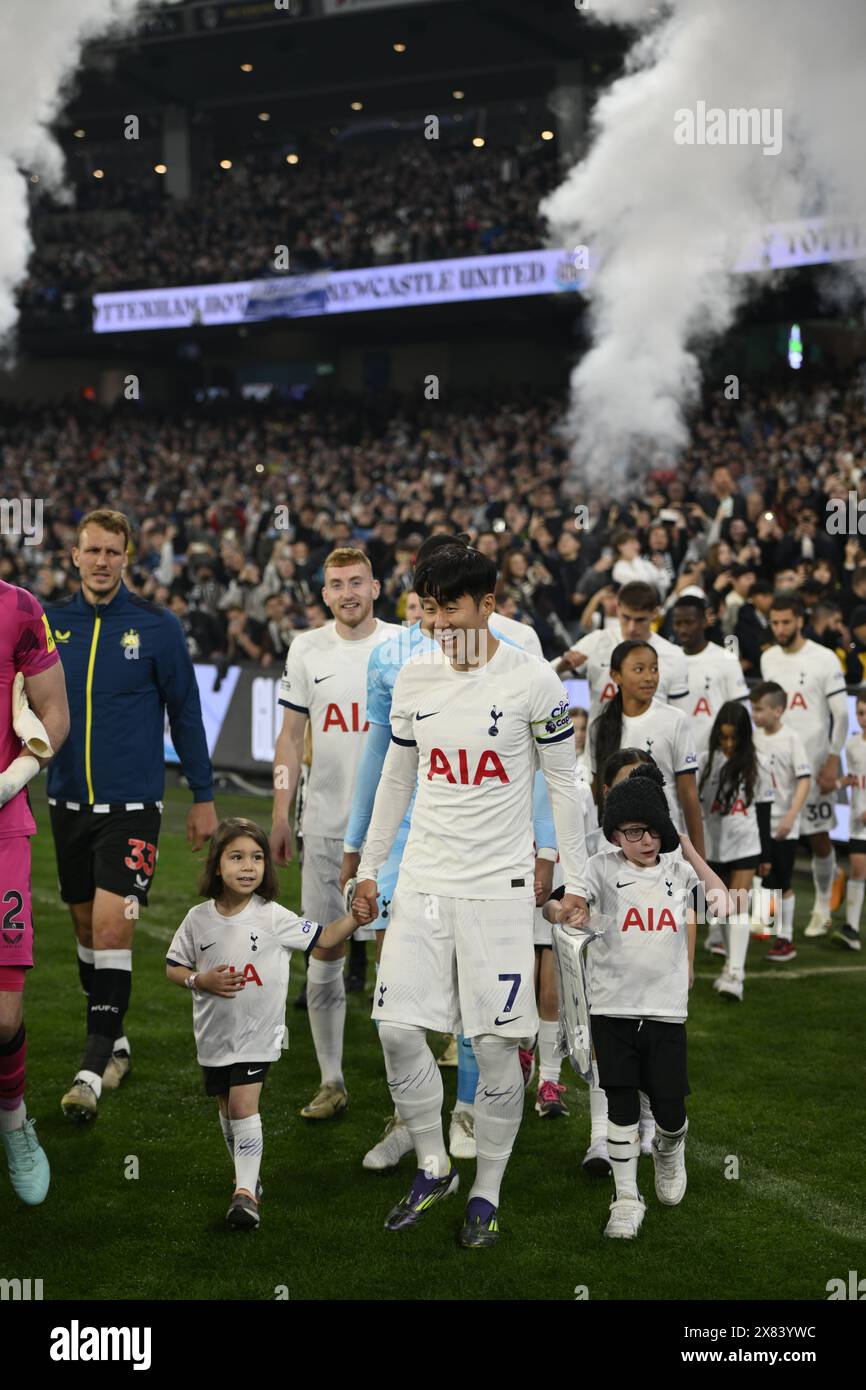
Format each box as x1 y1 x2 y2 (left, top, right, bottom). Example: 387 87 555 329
350 101 363 111
92 169 104 179
788 323 803 369
286 153 299 164
240 63 253 72
74 128 85 138
154 164 167 175
219 159 232 170
393 43 406 53
541 130 555 140
452 90 464 99
472 137 485 147
258 113 270 122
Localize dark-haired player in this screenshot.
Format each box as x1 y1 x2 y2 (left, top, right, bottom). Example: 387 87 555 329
354 545 587 1248
671 595 750 760
761 593 848 938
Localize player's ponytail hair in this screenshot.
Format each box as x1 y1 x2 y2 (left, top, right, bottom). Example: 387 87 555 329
699 700 758 813
198 817 279 903
591 641 656 816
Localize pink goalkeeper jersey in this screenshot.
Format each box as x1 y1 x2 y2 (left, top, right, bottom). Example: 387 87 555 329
0 581 60 839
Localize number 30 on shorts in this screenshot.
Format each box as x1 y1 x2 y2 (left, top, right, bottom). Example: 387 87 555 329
124 838 157 876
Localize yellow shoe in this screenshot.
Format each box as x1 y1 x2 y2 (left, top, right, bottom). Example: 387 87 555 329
437 1035 458 1068
830 868 847 913
61 1079 98 1124
300 1082 348 1120
101 1050 131 1091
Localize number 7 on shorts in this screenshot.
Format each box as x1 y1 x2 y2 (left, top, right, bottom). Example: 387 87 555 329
498 972 521 1014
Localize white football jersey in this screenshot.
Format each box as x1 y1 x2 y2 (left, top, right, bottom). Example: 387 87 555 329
279 619 402 836
588 698 698 829
583 847 699 1023
753 725 811 836
493 610 543 659
845 734 866 838
683 642 750 758
698 750 773 862
389 638 585 899
167 896 322 1067
562 623 690 723
760 641 848 769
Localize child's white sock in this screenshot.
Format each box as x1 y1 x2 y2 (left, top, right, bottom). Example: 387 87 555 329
219 1112 234 1162
231 1115 263 1198
727 913 751 977
537 1019 561 1085
608 1120 640 1200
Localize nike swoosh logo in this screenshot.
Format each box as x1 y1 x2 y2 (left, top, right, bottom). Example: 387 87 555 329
616 881 635 888
415 711 439 720
314 674 334 684
494 1014 522 1027
200 942 216 951
246 1068 263 1076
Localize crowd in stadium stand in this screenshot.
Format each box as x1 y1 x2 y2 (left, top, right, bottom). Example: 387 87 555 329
2 374 866 678
21 135 559 304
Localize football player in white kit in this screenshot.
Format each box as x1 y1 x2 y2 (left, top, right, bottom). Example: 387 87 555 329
550 580 689 722
671 596 750 759
839 693 866 951
270 549 402 1120
354 545 588 1248
760 593 849 939
750 682 812 962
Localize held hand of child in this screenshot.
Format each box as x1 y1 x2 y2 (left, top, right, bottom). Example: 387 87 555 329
351 894 374 926
199 964 246 997
560 894 588 928
774 819 792 841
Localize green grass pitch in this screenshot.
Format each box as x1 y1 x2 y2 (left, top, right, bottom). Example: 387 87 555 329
5 779 865 1301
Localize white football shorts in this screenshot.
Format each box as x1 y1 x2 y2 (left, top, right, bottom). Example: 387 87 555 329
301 833 345 935
373 883 537 1039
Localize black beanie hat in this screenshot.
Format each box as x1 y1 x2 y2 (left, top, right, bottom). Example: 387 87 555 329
602 763 680 854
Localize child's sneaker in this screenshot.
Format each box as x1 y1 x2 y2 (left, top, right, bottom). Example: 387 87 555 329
832 924 861 952
604 1194 645 1239
766 938 797 962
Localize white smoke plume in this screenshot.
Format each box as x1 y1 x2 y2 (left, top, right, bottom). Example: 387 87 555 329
0 0 179 342
542 0 866 488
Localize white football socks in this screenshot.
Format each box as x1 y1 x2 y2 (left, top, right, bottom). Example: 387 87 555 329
537 1019 562 1085
780 893 796 943
846 880 865 931
379 1023 449 1176
812 850 836 914
470 1034 524 1208
231 1114 263 1198
306 956 346 1087
0 1100 25 1132
608 1120 640 1200
727 913 751 977
589 1059 608 1142
75 1068 102 1098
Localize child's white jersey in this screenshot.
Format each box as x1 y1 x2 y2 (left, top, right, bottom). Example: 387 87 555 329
167 896 321 1067
582 847 699 1023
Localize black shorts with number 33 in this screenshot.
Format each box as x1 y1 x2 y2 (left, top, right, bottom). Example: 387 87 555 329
49 802 162 907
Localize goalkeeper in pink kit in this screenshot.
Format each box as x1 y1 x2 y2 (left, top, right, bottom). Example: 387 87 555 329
0 582 69 1206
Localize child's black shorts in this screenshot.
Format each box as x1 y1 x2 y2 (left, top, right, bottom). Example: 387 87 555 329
590 1015 689 1099
762 839 797 891
202 1061 271 1096
709 854 761 876
848 839 866 855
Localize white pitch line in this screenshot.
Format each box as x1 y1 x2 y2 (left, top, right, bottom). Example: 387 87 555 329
695 965 866 982
687 1139 866 1244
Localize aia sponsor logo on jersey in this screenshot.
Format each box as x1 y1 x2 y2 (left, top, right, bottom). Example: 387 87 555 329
693 697 713 718
621 906 678 932
427 748 509 785
789 692 808 710
711 797 748 816
600 681 617 704
230 962 263 985
322 702 369 733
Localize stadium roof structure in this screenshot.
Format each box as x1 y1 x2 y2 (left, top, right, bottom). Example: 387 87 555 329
62 0 626 140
